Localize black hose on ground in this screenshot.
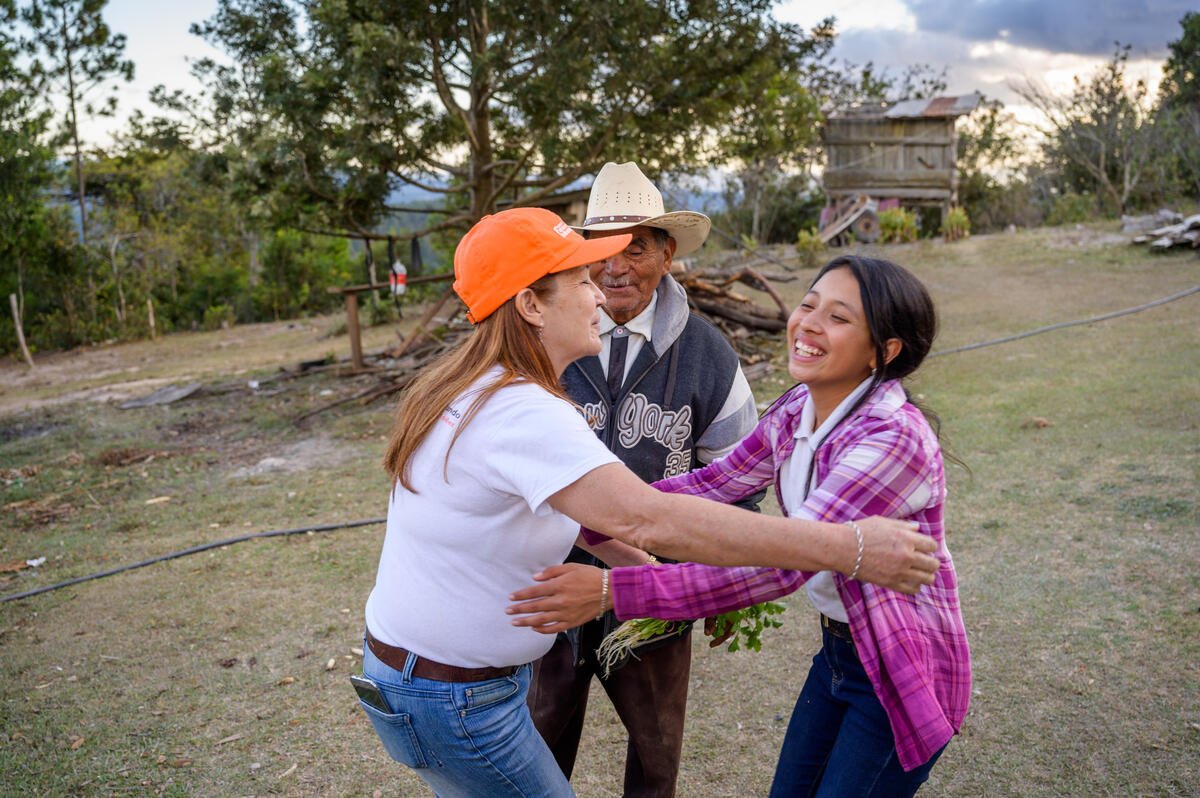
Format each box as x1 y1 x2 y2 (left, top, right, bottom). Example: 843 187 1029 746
929 286 1199 358
1 518 386 603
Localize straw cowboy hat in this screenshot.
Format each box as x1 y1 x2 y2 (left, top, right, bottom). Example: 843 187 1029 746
576 162 711 257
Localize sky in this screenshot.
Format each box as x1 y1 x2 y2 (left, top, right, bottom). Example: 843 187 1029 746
775 0 1184 108
83 0 1190 144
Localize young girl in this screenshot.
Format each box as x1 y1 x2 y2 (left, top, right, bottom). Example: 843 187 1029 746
509 256 970 797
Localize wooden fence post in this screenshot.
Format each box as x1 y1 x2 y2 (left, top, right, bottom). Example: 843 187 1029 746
9 293 35 369
345 292 364 370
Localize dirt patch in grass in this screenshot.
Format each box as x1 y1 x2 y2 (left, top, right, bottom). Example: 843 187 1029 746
95 447 178 468
1040 226 1130 249
227 435 358 479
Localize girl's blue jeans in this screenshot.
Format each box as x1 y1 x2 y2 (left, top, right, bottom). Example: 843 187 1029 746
768 625 946 798
360 637 574 798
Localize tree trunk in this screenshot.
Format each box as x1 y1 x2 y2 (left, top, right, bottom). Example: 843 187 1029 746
60 6 88 250
364 241 379 310
10 293 35 368
467 4 495 222
247 230 261 288
750 179 763 245
109 236 126 323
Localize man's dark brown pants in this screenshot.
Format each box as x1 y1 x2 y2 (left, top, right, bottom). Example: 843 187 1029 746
527 622 692 798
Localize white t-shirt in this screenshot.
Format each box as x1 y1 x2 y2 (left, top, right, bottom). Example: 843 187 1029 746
364 367 620 668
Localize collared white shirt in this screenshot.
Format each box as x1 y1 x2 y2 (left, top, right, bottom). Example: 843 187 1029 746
597 291 657 386
779 376 875 623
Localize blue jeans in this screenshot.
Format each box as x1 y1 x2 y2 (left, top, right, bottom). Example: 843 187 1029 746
360 638 574 798
768 626 946 798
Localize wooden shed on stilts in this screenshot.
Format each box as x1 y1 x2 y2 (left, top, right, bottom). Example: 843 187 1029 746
819 93 982 243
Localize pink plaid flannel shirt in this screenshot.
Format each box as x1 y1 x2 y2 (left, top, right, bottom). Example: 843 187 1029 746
595 380 970 771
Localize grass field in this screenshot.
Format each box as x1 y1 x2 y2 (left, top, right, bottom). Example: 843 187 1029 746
2 223 1198 796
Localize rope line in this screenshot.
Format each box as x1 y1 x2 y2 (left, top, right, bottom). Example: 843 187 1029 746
929 286 1200 358
1 518 386 603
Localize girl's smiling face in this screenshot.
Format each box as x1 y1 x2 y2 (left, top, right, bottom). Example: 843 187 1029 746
786 266 879 405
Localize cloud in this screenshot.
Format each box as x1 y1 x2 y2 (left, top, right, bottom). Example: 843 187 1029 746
901 0 1192 57
828 25 1166 137
829 27 1020 98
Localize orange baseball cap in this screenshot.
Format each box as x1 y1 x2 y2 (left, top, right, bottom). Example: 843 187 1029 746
453 207 632 323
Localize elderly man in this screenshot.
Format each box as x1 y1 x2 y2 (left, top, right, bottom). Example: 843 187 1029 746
528 161 762 797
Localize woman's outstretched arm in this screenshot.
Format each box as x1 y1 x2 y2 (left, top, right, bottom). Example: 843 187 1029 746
547 462 937 592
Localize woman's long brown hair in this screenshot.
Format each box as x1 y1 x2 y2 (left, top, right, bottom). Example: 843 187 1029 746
383 273 564 491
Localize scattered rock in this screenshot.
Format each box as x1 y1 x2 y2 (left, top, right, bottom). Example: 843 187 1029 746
118 382 203 409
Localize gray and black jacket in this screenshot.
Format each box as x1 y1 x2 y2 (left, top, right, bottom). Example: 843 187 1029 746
562 274 762 661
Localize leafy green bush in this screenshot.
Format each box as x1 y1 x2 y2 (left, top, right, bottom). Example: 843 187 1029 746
941 207 971 241
879 208 918 243
252 230 355 321
1045 192 1098 225
202 303 235 330
795 227 826 267
959 172 1045 231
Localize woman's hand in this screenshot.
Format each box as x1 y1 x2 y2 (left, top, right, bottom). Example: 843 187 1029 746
507 563 604 634
852 516 940 594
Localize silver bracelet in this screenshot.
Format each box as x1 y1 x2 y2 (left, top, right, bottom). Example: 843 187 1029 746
845 521 864 581
596 569 609 620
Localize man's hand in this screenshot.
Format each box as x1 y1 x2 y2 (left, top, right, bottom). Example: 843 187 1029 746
507 563 604 634
853 516 940 594
703 616 735 648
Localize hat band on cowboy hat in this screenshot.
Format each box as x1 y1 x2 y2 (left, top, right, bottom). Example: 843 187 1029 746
582 214 658 226
453 207 631 323
575 161 711 257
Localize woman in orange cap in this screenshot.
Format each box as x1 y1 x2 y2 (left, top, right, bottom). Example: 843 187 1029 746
356 208 938 797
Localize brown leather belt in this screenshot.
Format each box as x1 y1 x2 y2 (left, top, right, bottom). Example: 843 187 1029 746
821 614 854 643
365 629 518 683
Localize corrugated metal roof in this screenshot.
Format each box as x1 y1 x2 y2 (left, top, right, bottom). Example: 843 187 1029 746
883 93 982 118
830 93 982 120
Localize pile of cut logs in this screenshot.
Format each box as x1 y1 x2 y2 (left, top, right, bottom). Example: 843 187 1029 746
1126 210 1200 252
673 264 795 379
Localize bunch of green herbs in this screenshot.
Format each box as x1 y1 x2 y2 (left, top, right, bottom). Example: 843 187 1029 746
597 601 787 676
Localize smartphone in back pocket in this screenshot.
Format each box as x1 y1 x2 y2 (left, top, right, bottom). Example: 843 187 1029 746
349 674 391 713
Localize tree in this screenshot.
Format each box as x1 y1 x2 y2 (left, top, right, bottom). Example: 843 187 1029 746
0 0 58 345
717 20 830 244
79 110 356 332
186 0 819 243
1161 11 1200 110
20 0 133 247
1157 12 1200 197
1015 45 1155 215
953 97 1040 230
